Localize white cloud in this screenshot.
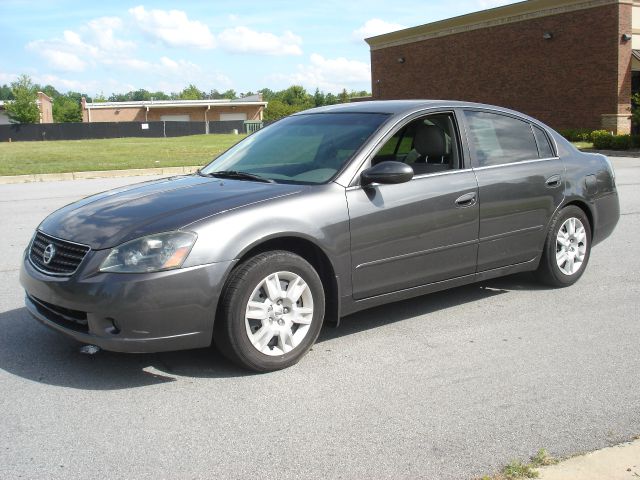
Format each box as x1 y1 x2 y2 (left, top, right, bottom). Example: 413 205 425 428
275 53 370 93
129 5 216 49
41 50 86 72
352 19 406 41
85 17 135 51
26 17 133 73
217 26 302 56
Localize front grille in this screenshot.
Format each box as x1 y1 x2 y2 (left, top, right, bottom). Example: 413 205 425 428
29 231 90 276
28 295 89 333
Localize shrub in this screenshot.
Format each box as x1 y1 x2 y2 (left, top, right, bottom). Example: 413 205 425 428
610 134 631 150
559 128 592 142
591 130 613 149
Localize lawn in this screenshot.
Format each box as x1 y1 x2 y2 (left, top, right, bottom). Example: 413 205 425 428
0 134 246 176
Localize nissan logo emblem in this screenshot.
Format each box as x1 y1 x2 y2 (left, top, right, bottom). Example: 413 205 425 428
43 244 56 265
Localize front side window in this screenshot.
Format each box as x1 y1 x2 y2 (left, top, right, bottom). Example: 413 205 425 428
201 113 389 184
372 112 461 175
464 110 539 167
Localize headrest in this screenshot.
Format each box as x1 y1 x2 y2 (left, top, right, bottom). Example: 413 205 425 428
413 124 447 158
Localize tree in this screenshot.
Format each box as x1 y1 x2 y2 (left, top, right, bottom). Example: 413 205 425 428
5 74 40 124
221 89 237 99
40 84 60 99
263 99 299 121
338 88 349 104
52 95 82 123
0 84 13 100
313 88 325 107
179 84 204 100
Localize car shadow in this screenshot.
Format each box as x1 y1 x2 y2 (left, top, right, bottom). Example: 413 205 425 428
0 272 542 390
317 272 544 342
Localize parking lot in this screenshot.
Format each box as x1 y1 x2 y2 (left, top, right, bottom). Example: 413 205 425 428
1 157 638 480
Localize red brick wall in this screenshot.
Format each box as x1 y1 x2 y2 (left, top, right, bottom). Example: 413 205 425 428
371 3 629 131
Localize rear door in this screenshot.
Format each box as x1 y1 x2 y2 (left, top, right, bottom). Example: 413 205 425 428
347 111 480 300
462 109 564 272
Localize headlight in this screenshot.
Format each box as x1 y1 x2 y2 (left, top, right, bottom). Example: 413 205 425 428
99 231 197 273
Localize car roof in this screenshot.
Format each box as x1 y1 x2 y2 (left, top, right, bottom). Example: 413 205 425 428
294 100 553 130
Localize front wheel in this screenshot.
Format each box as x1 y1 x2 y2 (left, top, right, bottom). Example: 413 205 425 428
535 205 592 287
214 251 325 372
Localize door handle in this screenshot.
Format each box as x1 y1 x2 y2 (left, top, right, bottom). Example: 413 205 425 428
455 192 477 207
545 174 562 188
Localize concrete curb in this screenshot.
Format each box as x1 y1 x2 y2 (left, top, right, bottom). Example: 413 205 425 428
537 439 640 480
582 148 640 158
0 165 201 184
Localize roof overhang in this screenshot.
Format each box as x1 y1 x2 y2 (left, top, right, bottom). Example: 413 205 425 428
366 0 626 50
84 100 268 110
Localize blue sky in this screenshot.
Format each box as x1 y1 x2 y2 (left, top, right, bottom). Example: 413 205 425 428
0 0 516 96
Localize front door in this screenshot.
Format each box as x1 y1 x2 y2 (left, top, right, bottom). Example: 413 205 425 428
347 111 480 300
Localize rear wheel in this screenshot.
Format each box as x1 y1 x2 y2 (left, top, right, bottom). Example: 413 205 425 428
535 205 591 287
214 251 325 372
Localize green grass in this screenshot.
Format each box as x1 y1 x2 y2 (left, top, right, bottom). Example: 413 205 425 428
0 134 246 176
479 449 558 480
572 141 593 150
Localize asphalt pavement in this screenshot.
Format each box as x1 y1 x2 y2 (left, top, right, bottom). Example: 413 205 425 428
0 159 638 479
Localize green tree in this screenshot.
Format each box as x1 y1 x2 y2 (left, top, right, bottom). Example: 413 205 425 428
258 88 276 101
281 85 312 108
263 99 299 121
221 89 237 99
52 95 82 122
313 88 325 107
39 84 60 99
0 84 13 100
325 93 337 105
5 74 40 124
338 88 349 104
150 91 170 101
93 92 107 102
179 84 204 100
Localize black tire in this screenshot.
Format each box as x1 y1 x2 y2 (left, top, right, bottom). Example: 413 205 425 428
214 250 325 372
535 205 592 287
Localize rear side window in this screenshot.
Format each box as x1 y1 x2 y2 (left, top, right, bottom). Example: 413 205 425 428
533 125 555 158
464 111 539 167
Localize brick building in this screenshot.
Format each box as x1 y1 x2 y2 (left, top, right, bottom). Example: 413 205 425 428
81 94 267 124
0 92 53 125
366 0 638 133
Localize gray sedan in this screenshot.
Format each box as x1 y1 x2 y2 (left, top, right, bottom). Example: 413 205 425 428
20 100 620 372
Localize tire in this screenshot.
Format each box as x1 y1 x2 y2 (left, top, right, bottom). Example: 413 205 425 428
535 205 592 287
214 250 325 372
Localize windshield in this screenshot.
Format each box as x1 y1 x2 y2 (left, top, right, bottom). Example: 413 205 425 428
200 112 390 184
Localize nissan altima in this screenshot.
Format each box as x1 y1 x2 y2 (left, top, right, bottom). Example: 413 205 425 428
20 100 620 372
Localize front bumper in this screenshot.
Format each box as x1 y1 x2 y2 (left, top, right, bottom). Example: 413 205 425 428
20 251 236 353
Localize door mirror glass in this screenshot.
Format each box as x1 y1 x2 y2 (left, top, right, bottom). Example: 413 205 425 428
361 161 414 186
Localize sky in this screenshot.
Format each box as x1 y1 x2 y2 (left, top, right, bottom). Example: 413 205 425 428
0 0 517 97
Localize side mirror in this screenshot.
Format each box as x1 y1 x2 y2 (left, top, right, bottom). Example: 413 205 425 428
361 161 414 186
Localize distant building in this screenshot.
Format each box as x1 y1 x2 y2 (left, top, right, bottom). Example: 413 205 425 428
0 92 53 125
366 0 637 133
81 94 267 124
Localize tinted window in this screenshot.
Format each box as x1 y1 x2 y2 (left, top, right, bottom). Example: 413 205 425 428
201 113 389 184
464 111 539 167
372 113 461 175
533 125 555 158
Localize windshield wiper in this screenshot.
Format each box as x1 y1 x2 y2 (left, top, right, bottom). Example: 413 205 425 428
199 170 275 183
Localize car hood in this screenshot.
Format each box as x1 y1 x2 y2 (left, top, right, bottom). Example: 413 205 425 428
39 175 302 249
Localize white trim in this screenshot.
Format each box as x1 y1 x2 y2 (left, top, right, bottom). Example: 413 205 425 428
85 100 267 110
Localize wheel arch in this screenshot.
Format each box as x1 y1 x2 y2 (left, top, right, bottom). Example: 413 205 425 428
224 235 341 327
561 199 595 240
